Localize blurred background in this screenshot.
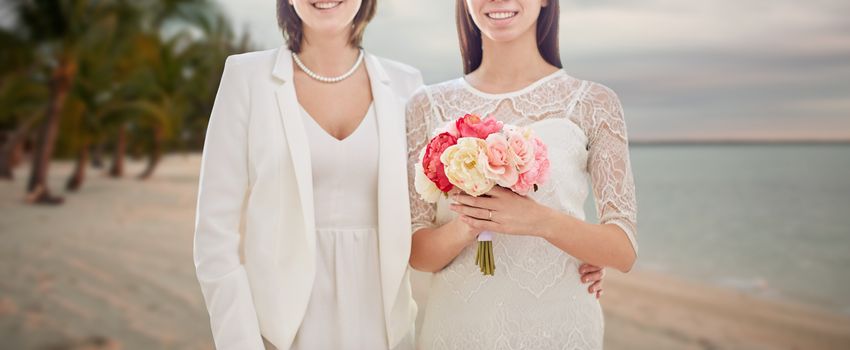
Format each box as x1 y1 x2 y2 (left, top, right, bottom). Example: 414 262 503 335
1 0 849 349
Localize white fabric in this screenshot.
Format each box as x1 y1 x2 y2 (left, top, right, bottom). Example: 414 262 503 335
290 104 389 349
301 103 379 228
194 47 422 350
405 70 638 349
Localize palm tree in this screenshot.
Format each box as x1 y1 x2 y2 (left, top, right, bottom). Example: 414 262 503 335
0 68 48 180
60 1 142 189
3 0 251 195
107 0 244 180
5 0 126 203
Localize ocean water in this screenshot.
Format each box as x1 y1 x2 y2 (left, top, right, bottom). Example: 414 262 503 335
585 144 850 314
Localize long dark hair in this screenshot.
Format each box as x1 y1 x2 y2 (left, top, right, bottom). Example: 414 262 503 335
456 0 562 74
277 0 377 53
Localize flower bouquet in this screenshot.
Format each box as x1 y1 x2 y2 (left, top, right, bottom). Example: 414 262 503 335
413 114 550 275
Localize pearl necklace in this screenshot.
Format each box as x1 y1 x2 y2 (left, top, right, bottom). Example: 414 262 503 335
292 49 365 83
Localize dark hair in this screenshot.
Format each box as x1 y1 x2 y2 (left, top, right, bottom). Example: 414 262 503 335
456 0 562 74
277 0 377 53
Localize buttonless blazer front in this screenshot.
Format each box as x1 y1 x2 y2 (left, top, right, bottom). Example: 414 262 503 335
193 47 424 350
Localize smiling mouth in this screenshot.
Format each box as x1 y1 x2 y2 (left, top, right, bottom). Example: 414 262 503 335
313 1 342 10
486 11 518 20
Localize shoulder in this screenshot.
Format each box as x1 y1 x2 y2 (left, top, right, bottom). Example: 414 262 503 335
371 54 424 97
569 77 628 140
577 79 624 113
406 77 463 111
222 48 279 76
409 78 465 105
374 55 421 80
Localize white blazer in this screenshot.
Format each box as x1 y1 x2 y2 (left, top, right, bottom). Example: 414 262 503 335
193 47 424 350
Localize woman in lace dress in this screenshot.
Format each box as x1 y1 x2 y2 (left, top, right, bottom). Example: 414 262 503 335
406 1 638 348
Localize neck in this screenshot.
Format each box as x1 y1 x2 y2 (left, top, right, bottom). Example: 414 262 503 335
473 28 557 86
297 28 360 76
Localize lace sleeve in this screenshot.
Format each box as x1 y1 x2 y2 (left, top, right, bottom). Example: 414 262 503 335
584 83 639 255
406 87 438 233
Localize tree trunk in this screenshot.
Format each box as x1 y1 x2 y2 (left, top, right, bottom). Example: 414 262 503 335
25 56 76 205
91 141 104 168
66 142 89 191
138 124 163 180
0 120 35 180
109 124 126 178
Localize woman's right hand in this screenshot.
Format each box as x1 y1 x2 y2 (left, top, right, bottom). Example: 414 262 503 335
409 196 484 273
450 215 483 244
447 190 484 243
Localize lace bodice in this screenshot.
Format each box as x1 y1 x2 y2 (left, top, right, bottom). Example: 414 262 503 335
405 70 638 349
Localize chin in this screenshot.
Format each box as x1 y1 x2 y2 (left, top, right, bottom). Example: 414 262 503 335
304 21 351 37
483 28 526 43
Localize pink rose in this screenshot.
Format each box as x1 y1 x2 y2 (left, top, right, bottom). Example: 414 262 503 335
481 133 518 187
511 175 535 195
437 121 460 138
531 137 550 184
422 132 457 192
511 137 550 195
506 129 535 173
456 114 503 139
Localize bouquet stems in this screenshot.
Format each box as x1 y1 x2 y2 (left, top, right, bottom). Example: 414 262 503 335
475 231 495 276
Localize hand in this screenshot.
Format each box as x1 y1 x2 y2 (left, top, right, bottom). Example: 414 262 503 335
449 186 554 237
448 190 485 243
579 263 605 299
450 215 483 243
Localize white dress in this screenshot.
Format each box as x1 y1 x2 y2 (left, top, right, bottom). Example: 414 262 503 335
405 70 639 349
290 103 390 350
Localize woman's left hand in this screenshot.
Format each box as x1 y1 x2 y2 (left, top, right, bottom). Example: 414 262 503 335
450 186 557 238
580 263 605 299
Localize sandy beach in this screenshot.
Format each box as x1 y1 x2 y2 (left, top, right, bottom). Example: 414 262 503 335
1 154 849 350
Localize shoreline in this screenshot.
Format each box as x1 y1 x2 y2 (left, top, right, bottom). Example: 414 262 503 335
601 269 850 350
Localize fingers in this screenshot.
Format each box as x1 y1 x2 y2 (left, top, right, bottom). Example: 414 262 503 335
450 204 492 221
579 263 603 275
453 193 496 210
581 270 604 284
596 289 603 299
588 280 603 295
486 186 513 197
460 215 500 232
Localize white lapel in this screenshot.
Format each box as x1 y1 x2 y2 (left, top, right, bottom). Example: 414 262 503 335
365 53 413 327
272 48 317 255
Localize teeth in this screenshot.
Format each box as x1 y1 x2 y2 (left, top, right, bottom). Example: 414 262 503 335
314 1 341 9
487 11 517 20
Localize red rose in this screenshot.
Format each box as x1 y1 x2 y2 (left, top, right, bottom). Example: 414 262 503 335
422 132 457 192
456 114 503 139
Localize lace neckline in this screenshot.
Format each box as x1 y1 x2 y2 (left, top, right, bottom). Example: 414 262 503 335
459 69 566 99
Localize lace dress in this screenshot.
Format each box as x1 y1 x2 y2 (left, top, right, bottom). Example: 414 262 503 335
405 70 638 350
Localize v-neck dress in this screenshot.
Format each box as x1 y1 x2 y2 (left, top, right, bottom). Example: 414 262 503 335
289 103 390 350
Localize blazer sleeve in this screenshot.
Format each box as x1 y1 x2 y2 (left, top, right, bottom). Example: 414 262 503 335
193 56 265 350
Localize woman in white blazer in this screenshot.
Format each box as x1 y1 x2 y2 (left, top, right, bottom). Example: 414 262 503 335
193 0 607 349
193 1 421 349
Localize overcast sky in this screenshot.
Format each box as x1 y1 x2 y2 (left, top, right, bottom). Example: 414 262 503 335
216 0 850 141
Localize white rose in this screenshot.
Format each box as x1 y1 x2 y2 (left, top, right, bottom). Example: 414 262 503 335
414 163 442 203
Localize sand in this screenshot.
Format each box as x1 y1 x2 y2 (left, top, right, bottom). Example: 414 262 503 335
1 154 849 350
